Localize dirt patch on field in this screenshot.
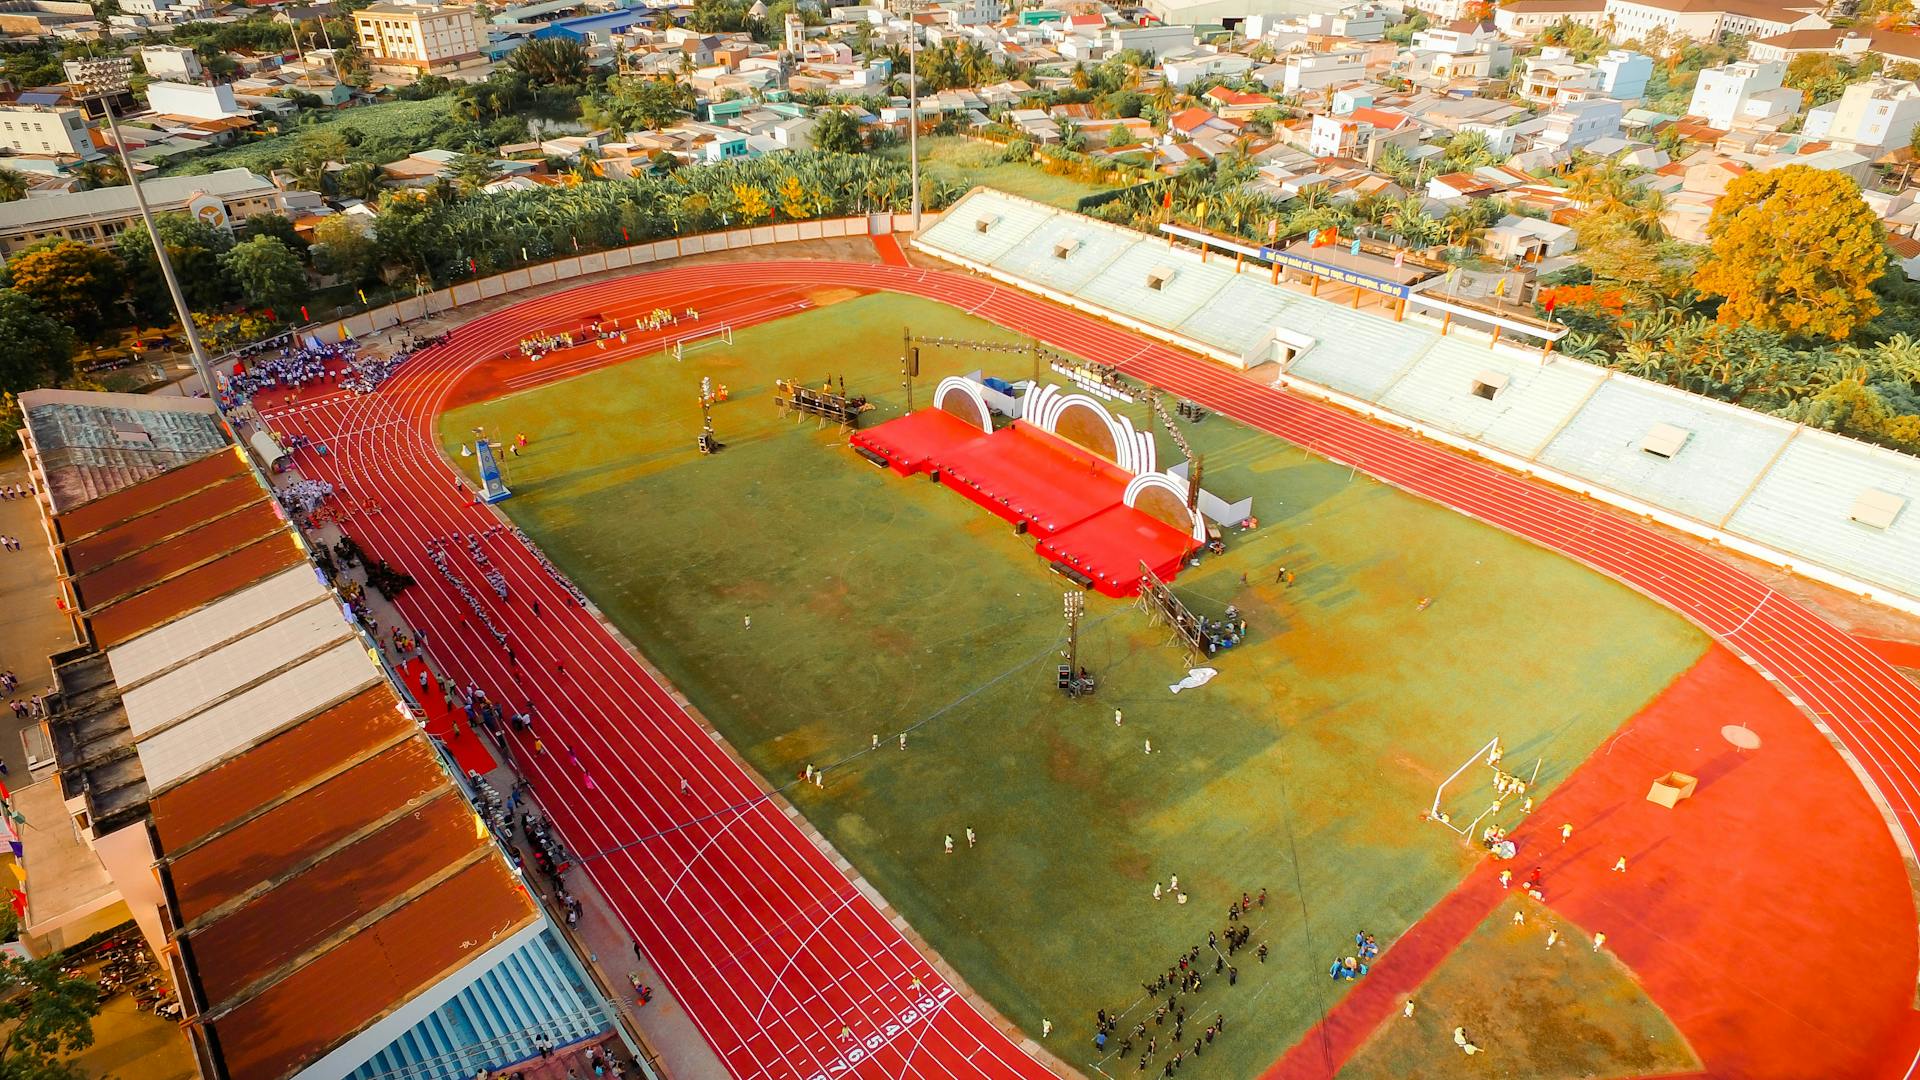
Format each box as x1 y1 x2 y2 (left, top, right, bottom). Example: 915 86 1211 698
809 286 866 307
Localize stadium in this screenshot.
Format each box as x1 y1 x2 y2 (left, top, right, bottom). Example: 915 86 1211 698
43 190 1920 1080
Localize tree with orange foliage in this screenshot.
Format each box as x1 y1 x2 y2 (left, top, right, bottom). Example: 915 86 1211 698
1693 164 1886 341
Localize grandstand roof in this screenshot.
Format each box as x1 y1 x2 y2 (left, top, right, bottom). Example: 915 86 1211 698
30 427 537 1080
19 390 231 515
914 188 1920 608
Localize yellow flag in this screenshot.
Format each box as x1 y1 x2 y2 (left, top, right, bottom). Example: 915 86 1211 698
357 289 368 304
338 323 351 341
1494 277 1507 296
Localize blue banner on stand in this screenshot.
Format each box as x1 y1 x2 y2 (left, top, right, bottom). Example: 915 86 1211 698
476 439 512 503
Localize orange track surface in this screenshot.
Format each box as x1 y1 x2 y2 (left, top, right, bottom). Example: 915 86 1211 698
1270 645 1919 1079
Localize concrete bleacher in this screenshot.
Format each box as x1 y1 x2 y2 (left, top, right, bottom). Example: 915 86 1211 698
912 188 1920 611
1378 337 1605 459
1177 273 1298 359
1079 242 1236 334
1727 432 1920 599
1536 381 1796 526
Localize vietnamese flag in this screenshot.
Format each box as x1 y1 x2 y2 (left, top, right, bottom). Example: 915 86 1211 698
1544 293 1558 313
300 305 310 321
1161 189 1172 210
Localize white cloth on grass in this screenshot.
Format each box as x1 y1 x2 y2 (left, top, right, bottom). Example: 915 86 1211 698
1169 667 1219 694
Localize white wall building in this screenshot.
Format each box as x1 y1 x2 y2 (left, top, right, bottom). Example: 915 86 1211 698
1597 49 1652 99
1272 50 1364 93
1687 59 1802 130
1536 96 1623 150
0 105 94 160
1803 78 1920 151
1106 23 1195 60
144 81 246 120
139 44 202 81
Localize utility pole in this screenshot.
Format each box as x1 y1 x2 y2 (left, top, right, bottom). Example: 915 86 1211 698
889 0 926 230
69 57 216 398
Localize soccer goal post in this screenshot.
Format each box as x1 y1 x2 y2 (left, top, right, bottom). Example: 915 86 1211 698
1429 737 1543 837
673 325 733 361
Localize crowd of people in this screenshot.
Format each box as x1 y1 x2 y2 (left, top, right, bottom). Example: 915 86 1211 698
516 308 704 362
277 477 334 517
1329 931 1380 981
424 536 511 648
222 333 428 409
1089 886 1270 1075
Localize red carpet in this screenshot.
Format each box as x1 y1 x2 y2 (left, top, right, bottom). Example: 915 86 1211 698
401 656 498 776
852 412 1197 595
1266 646 1918 1080
871 234 910 267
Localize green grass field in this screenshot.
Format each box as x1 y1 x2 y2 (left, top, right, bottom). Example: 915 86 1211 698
1338 897 1697 1078
885 136 1120 208
442 292 1708 1078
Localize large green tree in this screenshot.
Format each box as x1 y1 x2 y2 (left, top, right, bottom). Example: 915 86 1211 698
0 954 103 1080
115 214 233 318
509 37 590 86
5 241 124 343
810 109 864 155
1694 164 1887 340
310 215 380 284
0 289 75 393
219 235 308 311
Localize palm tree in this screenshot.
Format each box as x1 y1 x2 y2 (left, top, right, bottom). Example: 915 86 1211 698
0 168 27 202
71 160 125 190
511 37 590 86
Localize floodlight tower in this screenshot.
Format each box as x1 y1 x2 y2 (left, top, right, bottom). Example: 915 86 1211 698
1062 589 1084 697
68 57 217 398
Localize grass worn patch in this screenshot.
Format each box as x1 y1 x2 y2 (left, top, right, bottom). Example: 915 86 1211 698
1338 896 1699 1079
441 291 1707 1079
883 136 1119 208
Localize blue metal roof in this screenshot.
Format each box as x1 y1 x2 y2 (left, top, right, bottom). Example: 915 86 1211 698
530 8 652 38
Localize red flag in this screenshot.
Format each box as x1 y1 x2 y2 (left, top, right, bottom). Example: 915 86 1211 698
1544 294 1558 313
300 305 309 321
1161 189 1172 210
468 258 477 272
264 308 275 321
621 226 629 242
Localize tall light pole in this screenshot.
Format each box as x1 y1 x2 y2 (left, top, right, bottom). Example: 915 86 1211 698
68 57 218 398
889 0 925 231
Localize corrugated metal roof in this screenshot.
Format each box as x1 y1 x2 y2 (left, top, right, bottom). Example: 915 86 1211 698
204 858 536 1080
0 168 273 231
148 685 410 853
36 404 541 1080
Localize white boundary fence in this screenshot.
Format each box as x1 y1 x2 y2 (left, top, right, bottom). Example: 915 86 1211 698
294 214 919 345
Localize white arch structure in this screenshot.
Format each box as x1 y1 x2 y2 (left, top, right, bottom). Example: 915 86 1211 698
933 376 994 433
1123 472 1207 542
1025 384 1157 475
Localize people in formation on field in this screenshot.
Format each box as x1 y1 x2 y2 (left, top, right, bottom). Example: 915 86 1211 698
224 337 416 409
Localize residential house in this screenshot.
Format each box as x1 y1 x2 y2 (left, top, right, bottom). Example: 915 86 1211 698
1105 22 1195 59
1519 48 1602 105
1306 106 1418 164
1169 105 1244 141
1803 78 1920 152
1687 60 1801 131
1535 97 1623 150
1204 86 1278 120
1428 171 1508 198
1483 213 1575 261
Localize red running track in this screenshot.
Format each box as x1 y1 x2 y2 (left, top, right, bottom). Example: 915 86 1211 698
258 259 1920 1078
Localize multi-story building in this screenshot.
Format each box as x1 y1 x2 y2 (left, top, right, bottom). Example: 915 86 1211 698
0 168 280 260
1535 96 1624 150
353 0 486 76
1494 0 1825 43
1803 77 1920 151
0 104 95 161
1687 58 1802 130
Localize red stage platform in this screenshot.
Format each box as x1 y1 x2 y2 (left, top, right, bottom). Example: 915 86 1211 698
851 409 1198 596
